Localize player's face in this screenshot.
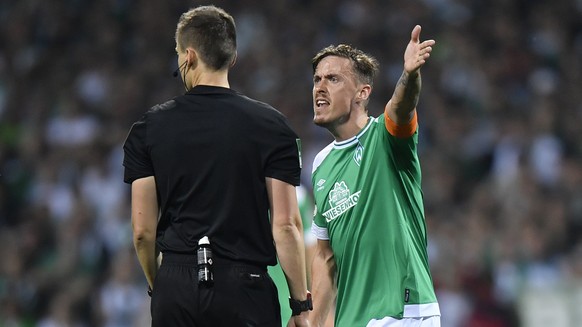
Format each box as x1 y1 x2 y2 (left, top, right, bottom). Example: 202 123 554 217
312 56 360 128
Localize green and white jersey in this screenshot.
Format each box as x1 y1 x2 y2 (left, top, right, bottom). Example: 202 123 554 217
311 115 439 326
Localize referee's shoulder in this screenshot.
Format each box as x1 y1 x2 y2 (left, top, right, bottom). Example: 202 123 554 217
236 93 279 113
147 98 178 114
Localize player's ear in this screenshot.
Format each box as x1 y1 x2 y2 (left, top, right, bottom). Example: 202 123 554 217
357 85 371 102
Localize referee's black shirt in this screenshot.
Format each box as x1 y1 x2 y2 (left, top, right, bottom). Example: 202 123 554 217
123 85 301 268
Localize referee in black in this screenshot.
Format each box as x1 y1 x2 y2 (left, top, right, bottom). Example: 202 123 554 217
123 5 311 327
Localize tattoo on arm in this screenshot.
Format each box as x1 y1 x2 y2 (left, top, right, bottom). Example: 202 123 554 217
397 72 408 88
393 71 421 115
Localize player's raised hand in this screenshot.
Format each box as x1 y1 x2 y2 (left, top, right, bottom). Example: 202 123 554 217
403 25 435 74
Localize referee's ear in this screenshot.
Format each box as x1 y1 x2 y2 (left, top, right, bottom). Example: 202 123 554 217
230 51 237 68
185 47 198 69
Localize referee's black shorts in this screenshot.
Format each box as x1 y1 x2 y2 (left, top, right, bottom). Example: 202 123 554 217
150 252 282 327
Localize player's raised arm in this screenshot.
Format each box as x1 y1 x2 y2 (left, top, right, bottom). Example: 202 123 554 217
385 25 435 126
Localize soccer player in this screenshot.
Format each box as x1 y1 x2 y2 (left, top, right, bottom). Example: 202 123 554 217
309 25 440 326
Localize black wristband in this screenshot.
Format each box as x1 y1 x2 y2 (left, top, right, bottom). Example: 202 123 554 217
289 292 312 316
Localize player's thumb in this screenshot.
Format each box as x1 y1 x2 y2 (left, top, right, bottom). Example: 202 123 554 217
411 25 421 43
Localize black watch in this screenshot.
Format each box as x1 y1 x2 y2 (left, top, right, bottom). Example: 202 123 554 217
289 291 313 316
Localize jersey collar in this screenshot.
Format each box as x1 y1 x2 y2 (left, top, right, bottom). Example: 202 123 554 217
186 85 236 95
333 117 374 149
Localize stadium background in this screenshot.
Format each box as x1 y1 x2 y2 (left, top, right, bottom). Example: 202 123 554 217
0 0 581 326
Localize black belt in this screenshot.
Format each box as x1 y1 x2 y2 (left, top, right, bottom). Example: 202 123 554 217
161 252 267 271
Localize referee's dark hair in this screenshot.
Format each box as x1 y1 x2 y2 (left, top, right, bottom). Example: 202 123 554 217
175 5 237 71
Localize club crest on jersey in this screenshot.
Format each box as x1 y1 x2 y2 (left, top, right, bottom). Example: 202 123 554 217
323 181 361 222
353 143 364 166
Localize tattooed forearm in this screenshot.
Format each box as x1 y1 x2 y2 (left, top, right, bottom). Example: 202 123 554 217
393 71 421 114
396 72 409 87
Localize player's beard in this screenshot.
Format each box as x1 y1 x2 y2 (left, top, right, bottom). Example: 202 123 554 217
313 110 351 135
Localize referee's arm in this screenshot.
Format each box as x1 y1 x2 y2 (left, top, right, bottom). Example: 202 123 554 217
266 177 310 325
131 176 159 290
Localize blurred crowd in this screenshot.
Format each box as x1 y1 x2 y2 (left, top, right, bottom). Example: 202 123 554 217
1 0 581 326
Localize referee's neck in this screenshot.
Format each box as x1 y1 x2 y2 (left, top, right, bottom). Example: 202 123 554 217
191 69 230 89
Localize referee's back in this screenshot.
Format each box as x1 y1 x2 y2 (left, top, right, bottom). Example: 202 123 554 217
123 85 301 267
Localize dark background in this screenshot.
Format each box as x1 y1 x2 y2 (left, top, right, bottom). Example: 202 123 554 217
1 0 581 326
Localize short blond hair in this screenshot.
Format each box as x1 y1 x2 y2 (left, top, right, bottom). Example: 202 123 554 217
312 44 379 86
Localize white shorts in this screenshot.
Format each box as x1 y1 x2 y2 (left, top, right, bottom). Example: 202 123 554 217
366 316 441 327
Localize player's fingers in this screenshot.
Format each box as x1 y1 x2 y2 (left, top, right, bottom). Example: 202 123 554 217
420 40 436 48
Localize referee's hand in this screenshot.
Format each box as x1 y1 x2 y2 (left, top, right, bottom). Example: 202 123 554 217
287 312 310 327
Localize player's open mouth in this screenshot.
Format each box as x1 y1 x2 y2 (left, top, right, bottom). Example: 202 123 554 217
316 99 329 107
